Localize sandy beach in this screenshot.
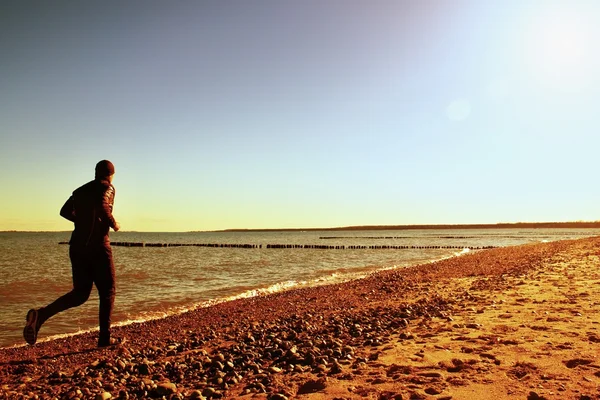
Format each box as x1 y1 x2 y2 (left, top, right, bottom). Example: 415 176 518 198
1 237 599 400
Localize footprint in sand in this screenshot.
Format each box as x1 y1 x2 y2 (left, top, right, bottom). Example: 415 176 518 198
508 362 537 379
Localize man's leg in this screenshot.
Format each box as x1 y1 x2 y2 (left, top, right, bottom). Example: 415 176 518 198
93 245 116 347
37 246 94 328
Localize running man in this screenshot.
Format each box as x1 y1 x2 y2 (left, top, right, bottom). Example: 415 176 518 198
24 160 121 347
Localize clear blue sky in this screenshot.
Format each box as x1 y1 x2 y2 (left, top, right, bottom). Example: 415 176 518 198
1 1 599 231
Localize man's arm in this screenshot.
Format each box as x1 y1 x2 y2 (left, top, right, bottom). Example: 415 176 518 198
60 196 76 222
100 184 120 231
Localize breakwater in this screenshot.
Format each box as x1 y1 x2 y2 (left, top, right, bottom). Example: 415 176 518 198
58 242 497 250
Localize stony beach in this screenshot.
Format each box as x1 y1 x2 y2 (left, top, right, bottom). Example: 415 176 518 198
1 237 599 400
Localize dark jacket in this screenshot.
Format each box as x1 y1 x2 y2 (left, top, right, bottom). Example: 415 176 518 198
60 179 117 246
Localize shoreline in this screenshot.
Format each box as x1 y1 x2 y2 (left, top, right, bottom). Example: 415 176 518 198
1 237 599 399
0 243 466 350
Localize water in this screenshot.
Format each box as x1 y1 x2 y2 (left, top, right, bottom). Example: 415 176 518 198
1 228 598 348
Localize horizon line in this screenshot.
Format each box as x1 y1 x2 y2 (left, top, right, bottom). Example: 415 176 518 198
3 220 600 234
213 221 600 232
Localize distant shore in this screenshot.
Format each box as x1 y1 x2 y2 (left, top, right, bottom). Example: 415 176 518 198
2 236 599 399
217 221 600 232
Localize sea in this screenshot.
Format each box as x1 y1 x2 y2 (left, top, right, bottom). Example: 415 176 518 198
1 228 598 348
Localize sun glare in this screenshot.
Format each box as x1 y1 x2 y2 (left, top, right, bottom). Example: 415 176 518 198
523 5 597 91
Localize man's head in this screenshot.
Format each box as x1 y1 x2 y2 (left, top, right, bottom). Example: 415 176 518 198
95 160 115 182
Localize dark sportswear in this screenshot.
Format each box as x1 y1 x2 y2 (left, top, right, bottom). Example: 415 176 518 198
38 178 117 344
60 179 117 246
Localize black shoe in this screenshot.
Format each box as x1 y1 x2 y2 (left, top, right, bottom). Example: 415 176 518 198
98 337 123 348
23 309 40 345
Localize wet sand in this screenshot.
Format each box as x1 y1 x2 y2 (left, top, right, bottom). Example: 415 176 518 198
1 237 599 399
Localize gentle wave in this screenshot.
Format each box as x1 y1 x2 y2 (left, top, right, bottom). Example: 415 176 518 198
2 246 478 349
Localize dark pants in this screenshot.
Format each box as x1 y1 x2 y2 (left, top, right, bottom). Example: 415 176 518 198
39 244 115 341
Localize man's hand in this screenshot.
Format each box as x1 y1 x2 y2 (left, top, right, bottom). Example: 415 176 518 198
113 222 121 232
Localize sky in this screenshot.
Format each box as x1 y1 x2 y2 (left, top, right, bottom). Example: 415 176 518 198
1 1 600 232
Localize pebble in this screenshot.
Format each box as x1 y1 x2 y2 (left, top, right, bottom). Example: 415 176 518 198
564 359 592 369
137 362 151 375
330 361 343 374
267 394 288 400
418 372 443 378
155 382 177 396
424 387 443 395
527 392 547 400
